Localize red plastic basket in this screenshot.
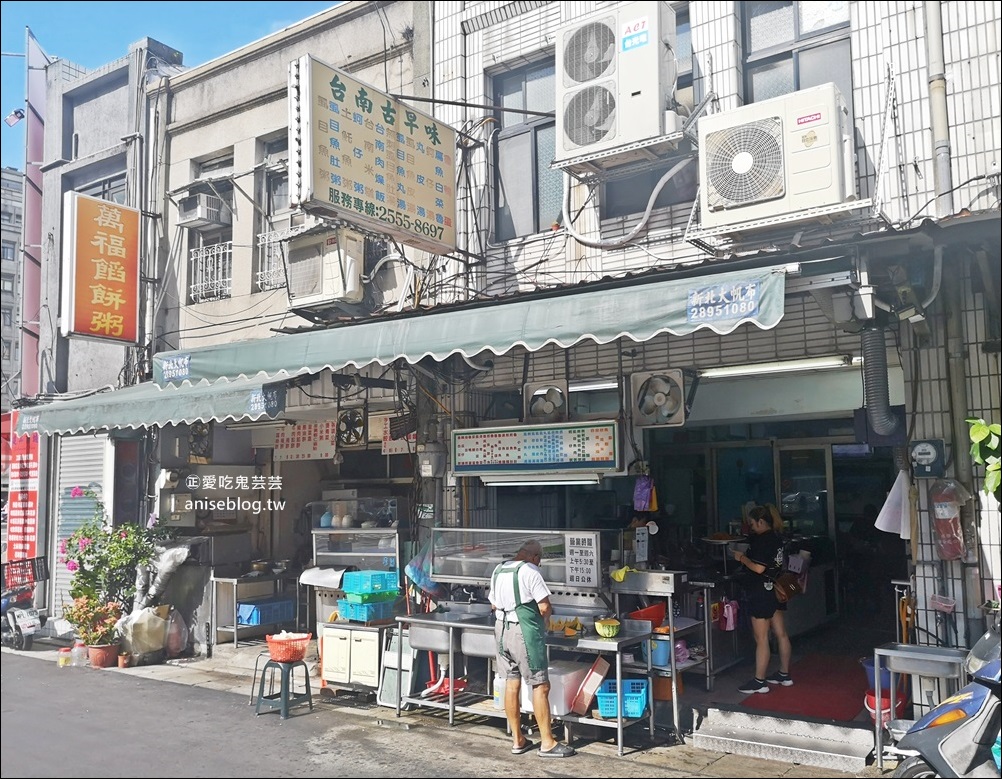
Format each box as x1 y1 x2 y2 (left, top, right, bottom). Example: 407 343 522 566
265 633 312 663
629 602 666 626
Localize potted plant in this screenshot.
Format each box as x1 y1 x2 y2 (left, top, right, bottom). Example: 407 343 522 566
59 485 175 663
61 595 123 668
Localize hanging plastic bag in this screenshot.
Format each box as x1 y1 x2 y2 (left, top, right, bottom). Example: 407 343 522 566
633 475 653 512
928 479 971 560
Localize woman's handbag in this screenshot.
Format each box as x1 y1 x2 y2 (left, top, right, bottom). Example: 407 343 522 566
771 571 803 603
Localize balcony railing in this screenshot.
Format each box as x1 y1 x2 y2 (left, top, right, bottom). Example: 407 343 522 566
189 241 233 302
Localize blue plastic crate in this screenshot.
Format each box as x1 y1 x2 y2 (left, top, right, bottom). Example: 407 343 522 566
595 678 649 719
237 596 296 626
336 598 397 623
341 569 398 594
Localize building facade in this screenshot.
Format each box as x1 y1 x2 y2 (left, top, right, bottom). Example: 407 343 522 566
15 0 1000 744
1 166 23 407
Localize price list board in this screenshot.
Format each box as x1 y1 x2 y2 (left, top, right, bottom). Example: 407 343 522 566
566 532 600 588
451 422 618 474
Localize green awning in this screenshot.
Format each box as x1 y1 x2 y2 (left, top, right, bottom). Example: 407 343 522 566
14 376 286 435
153 267 787 385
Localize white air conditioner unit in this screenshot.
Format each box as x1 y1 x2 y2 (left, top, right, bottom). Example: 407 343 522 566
177 193 232 229
698 82 857 231
630 370 686 427
553 0 677 163
286 228 364 309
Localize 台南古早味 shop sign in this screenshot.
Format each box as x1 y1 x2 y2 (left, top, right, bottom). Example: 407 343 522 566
290 54 457 254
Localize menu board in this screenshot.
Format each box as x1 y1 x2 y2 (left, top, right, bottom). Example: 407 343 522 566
291 54 457 254
272 420 339 462
566 532 600 588
451 422 619 474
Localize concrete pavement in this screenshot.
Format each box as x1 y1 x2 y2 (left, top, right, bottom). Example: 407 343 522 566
5 639 894 778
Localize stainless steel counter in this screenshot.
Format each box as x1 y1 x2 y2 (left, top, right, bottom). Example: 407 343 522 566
395 612 655 755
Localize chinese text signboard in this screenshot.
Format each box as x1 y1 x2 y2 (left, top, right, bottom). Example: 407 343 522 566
60 192 141 343
6 411 41 561
292 55 457 254
451 423 619 475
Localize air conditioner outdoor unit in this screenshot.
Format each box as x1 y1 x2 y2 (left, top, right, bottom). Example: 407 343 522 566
698 82 857 232
553 0 677 163
177 193 232 229
286 228 364 309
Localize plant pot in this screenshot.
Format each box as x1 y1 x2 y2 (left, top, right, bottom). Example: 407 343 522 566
117 653 130 669
87 643 119 669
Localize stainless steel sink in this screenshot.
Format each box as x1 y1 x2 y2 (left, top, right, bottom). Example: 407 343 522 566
439 602 492 616
407 612 479 653
460 619 497 658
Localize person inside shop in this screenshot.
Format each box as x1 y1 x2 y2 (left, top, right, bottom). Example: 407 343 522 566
488 539 576 758
732 503 794 694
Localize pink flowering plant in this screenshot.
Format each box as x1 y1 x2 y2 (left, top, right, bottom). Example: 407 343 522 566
60 486 173 608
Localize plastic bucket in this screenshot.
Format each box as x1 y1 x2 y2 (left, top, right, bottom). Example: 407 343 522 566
641 638 671 667
865 689 907 725
860 656 892 691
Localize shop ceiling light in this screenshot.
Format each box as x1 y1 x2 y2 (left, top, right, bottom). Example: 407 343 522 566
699 355 861 379
568 380 620 392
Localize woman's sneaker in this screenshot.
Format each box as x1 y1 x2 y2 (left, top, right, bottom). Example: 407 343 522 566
766 670 793 686
737 678 769 694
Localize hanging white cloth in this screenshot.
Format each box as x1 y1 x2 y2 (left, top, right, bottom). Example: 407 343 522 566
875 469 912 539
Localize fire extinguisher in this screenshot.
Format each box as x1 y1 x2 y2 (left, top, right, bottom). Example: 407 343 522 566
928 478 969 560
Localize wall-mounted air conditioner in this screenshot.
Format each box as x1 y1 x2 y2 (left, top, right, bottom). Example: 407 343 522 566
697 82 857 232
177 193 232 229
286 228 364 309
553 0 677 163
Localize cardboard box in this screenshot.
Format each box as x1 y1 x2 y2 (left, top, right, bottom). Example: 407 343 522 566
570 656 611 715
520 659 592 716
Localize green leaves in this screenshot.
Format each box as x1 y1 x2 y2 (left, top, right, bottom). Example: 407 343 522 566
966 417 1001 500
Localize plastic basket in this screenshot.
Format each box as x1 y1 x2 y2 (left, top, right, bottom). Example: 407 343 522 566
2 557 49 589
336 598 396 623
595 678 649 719
929 593 956 613
344 588 398 604
266 632 312 663
237 596 296 626
341 570 398 594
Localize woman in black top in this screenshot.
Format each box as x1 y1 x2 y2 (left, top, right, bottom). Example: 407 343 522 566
732 504 793 694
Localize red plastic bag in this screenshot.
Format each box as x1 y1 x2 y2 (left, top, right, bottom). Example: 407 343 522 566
928 479 970 560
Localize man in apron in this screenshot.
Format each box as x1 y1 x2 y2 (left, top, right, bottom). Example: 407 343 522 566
488 540 576 758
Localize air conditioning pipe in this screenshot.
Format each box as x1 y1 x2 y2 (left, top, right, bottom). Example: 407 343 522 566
861 326 899 437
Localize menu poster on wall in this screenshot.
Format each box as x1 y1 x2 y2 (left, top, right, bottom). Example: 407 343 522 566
381 416 416 456
566 532 600 588
272 420 339 462
451 422 619 475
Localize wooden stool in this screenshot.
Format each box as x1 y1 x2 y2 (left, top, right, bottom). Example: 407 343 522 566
254 659 313 719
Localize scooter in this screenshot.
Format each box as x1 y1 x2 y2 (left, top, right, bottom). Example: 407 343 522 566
892 624 1001 778
1 557 49 652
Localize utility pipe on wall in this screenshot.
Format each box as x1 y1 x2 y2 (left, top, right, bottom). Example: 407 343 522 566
924 1 954 217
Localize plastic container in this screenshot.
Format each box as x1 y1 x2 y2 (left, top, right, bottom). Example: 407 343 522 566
520 660 591 716
341 570 398 594
493 675 504 710
640 637 672 667
57 647 73 667
860 656 892 691
595 678 649 718
865 689 907 724
70 640 88 668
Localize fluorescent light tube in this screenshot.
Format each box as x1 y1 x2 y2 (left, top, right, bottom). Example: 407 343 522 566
699 355 858 379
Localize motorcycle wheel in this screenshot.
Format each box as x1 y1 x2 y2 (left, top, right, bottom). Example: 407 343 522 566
12 626 32 652
893 756 939 778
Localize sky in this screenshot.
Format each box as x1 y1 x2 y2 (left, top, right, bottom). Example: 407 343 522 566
0 1 340 170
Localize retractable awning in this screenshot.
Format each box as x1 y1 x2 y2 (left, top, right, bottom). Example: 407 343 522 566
154 266 787 386
14 376 286 435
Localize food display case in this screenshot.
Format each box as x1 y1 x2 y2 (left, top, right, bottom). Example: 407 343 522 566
428 527 623 589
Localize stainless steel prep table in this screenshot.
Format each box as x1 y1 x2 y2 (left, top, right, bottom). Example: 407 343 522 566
395 612 654 756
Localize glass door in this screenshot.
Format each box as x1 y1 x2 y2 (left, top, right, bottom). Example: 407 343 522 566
776 446 832 538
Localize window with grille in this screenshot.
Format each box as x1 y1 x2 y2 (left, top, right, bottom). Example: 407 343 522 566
493 61 562 241
189 238 233 303
77 174 128 205
743 1 851 116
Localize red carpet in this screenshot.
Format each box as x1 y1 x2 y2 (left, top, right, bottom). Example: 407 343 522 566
741 654 869 721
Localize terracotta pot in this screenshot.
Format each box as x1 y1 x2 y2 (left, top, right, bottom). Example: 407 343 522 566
87 643 119 669
117 653 130 669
